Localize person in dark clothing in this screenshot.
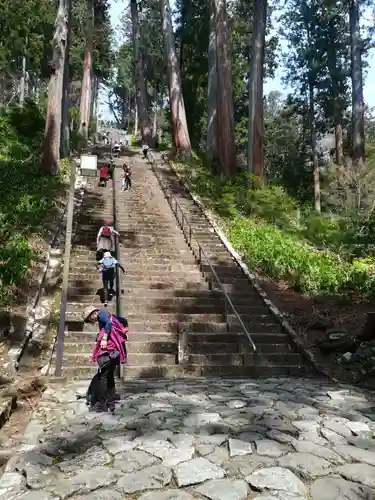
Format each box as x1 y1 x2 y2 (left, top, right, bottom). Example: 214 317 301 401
121 163 132 191
96 252 125 305
99 165 109 187
83 307 129 412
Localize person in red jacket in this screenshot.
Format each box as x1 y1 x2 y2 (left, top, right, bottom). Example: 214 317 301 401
99 165 109 187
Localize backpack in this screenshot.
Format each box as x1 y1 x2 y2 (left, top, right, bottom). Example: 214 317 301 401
102 226 111 237
102 256 116 270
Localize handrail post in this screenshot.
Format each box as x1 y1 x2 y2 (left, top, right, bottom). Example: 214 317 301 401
55 162 76 377
112 165 123 378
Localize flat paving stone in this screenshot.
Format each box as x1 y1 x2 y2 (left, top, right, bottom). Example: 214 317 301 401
246 466 306 495
195 478 248 500
310 477 374 500
174 457 225 486
1 377 375 499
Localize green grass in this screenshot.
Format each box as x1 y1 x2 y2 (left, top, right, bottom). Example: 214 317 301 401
173 155 375 297
0 101 69 304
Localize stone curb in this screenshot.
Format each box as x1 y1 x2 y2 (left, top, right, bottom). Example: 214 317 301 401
41 172 88 377
8 167 87 375
156 153 336 383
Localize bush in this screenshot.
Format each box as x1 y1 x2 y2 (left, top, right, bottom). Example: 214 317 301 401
0 102 67 304
174 156 375 297
130 135 137 146
228 217 372 295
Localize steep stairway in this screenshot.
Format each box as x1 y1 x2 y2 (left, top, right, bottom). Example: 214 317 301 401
56 149 312 379
140 151 313 377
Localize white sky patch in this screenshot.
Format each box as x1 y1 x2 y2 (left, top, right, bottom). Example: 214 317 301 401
99 0 375 120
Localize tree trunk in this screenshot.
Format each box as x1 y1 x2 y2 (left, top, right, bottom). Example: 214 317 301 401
60 0 72 158
247 0 267 181
206 0 217 160
214 0 236 177
160 0 192 157
130 0 152 146
334 122 344 165
349 0 365 169
309 83 321 214
134 106 138 136
79 0 94 138
19 56 26 106
41 0 69 174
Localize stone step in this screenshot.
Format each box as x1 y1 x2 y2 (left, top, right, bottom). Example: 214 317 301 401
60 363 310 379
63 330 285 345
60 352 177 366
64 339 177 354
188 351 304 366
65 309 225 323
67 299 223 314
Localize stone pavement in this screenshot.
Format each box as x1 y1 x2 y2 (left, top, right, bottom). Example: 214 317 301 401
1 377 375 500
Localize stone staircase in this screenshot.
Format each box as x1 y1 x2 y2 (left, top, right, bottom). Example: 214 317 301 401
54 148 313 380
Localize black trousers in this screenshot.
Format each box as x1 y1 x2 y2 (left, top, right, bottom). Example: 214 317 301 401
102 268 115 302
125 176 131 189
88 353 118 406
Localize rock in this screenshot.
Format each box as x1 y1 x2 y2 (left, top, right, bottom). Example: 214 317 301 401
102 434 137 454
347 437 375 451
334 444 375 466
138 491 194 500
226 455 274 476
277 452 332 480
346 421 372 437
4 493 58 500
266 430 295 445
58 446 111 473
46 467 122 499
195 478 248 500
252 495 305 500
228 439 253 457
320 428 347 445
183 413 221 427
137 439 194 466
116 464 172 494
310 477 373 500
69 490 124 500
174 457 225 487
246 467 306 495
322 419 353 438
205 446 229 465
255 440 288 457
113 449 160 473
227 400 247 409
291 439 345 464
335 463 375 488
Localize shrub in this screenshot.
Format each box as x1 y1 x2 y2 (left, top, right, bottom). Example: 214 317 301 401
175 155 375 297
227 217 370 296
0 101 67 304
130 135 137 146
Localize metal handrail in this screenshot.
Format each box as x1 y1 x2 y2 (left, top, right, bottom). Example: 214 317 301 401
147 152 256 354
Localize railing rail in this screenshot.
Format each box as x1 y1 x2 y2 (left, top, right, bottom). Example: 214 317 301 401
147 151 256 354
54 161 77 377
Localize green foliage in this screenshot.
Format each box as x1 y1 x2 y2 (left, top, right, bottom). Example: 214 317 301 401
129 135 137 146
0 101 67 304
175 155 375 296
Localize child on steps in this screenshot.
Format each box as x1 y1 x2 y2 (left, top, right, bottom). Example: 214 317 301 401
83 307 129 412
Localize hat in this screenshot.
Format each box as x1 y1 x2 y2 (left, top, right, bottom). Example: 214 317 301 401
83 306 99 322
103 251 112 258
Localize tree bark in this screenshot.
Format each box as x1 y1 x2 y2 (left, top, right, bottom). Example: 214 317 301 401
206 0 217 160
60 0 72 158
134 105 138 136
160 0 192 157
130 0 152 146
41 0 69 174
309 83 321 214
214 0 236 177
79 0 94 138
247 0 267 181
349 0 365 169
